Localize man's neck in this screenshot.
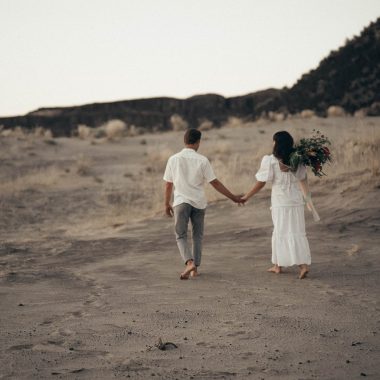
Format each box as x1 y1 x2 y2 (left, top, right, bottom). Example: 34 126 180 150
185 144 198 151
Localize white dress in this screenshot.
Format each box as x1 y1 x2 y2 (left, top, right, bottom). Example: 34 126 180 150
256 154 311 267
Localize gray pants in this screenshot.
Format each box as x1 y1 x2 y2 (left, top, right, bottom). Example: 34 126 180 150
174 203 205 267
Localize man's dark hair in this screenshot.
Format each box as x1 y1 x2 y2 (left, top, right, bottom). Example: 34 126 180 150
184 128 201 145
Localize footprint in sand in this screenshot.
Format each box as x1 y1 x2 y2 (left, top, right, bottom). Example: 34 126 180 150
226 331 246 337
8 344 33 351
346 244 359 256
51 328 75 337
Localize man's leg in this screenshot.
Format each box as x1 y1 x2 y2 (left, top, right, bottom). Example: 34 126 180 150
190 206 205 268
174 203 193 264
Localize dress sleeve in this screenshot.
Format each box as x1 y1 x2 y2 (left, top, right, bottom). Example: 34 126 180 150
295 164 307 181
255 155 273 182
203 158 217 183
163 158 173 182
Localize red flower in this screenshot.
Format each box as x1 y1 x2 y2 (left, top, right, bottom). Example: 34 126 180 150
322 147 330 156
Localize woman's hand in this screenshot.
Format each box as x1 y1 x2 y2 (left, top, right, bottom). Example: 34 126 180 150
240 194 250 202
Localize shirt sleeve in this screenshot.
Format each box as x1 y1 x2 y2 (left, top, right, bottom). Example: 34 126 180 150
163 158 173 182
255 155 273 182
203 158 217 183
295 164 307 181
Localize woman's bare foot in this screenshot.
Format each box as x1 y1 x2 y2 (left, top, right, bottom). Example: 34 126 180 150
190 267 199 277
298 265 309 279
267 265 281 274
180 260 196 280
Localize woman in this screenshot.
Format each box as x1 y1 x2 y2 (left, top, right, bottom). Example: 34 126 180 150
242 131 311 279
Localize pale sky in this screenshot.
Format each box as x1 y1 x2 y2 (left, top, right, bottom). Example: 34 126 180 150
1 0 379 116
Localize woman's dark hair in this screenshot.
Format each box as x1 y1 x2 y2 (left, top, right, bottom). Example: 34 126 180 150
272 131 294 166
184 128 202 145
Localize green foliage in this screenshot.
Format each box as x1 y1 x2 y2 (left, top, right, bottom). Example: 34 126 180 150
290 130 332 177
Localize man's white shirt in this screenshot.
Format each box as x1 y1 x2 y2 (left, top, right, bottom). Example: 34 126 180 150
163 148 216 209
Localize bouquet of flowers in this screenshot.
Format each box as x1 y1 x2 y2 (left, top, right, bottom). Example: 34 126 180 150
290 130 332 177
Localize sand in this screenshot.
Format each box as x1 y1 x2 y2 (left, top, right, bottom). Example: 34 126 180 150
0 117 379 379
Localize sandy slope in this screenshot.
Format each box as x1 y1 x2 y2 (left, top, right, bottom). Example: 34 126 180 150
0 117 379 379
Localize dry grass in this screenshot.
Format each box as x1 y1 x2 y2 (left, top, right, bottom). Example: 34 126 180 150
74 154 93 176
0 167 64 195
145 146 175 173
86 118 380 222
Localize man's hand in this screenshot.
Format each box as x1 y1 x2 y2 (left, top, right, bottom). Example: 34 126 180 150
232 195 246 205
165 204 174 217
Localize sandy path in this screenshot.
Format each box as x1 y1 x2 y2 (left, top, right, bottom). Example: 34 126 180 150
1 184 379 379
1 118 380 379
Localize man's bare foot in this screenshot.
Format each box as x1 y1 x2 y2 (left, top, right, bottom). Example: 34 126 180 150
190 268 199 277
298 265 309 279
180 261 196 280
267 265 281 274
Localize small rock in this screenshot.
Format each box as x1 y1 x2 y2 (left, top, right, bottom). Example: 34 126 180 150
360 373 367 377
155 338 177 351
18 303 24 307
346 360 351 363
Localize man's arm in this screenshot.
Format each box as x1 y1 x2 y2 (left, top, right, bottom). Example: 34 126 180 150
164 181 174 217
209 178 243 203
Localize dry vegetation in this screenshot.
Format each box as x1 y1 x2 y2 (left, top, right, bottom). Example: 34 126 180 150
0 117 379 240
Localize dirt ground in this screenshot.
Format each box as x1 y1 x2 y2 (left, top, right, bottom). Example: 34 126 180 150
0 117 379 379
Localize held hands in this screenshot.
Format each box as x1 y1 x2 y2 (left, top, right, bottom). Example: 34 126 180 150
231 194 246 205
165 204 174 217
240 194 250 203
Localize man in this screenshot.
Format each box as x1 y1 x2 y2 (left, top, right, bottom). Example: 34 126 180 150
163 128 244 280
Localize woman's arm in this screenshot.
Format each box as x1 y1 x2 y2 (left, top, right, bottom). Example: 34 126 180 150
241 181 266 201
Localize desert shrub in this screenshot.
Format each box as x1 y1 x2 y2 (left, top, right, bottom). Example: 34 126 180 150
103 119 127 140
367 102 380 116
223 116 251 128
354 109 367 118
93 127 107 139
170 114 188 131
128 125 144 136
300 110 316 118
75 155 92 176
327 106 346 117
78 125 93 139
199 119 214 131
268 112 285 122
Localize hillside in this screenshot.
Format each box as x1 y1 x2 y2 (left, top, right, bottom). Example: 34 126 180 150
0 18 379 136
